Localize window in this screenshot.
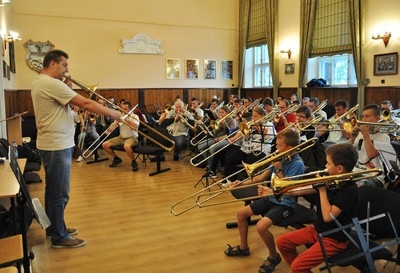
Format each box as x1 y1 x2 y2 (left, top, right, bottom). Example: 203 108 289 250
307 54 357 86
243 44 272 88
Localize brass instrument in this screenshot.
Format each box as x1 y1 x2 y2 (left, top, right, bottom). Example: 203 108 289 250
194 168 383 208
381 108 391 121
239 108 278 136
312 99 328 116
82 105 138 158
242 137 318 178
271 168 382 201
343 114 399 134
214 104 246 130
157 104 172 116
173 138 317 215
276 104 299 119
62 74 176 154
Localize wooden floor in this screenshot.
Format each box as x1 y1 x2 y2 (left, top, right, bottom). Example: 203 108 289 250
25 152 397 273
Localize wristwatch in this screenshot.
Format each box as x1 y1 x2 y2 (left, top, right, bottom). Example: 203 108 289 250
275 168 282 174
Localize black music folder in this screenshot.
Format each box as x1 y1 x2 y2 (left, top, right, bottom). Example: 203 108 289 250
204 109 217 120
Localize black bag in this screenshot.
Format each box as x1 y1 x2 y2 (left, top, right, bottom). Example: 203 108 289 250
306 78 328 87
0 204 33 239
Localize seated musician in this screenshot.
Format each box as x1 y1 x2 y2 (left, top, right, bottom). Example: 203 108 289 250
276 143 359 273
309 97 327 121
224 129 303 273
273 99 297 132
349 104 390 187
158 99 195 161
195 105 237 176
102 101 140 171
76 111 100 162
318 100 351 148
211 106 276 185
190 97 204 121
208 98 221 119
263 97 275 114
295 106 315 141
241 97 253 121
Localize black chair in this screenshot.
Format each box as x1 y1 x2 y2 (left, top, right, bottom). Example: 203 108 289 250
225 185 316 230
112 127 174 176
318 186 400 273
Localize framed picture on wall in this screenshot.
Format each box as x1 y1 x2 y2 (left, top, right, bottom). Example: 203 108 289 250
185 59 199 79
204 59 216 79
374 52 398 76
221 60 233 80
285 63 295 74
165 58 181 79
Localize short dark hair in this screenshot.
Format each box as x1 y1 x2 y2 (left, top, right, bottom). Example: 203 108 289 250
263 97 274 107
277 128 300 148
334 100 349 109
363 104 380 117
43 50 69 68
122 101 132 109
325 143 358 172
309 97 320 106
296 106 312 118
211 98 219 104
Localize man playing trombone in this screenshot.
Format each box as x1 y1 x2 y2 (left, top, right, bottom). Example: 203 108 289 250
102 101 140 171
158 99 195 161
348 104 390 187
317 100 352 148
31 49 121 248
224 129 304 273
273 99 297 132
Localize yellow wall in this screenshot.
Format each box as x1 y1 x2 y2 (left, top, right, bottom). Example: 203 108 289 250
1 0 400 90
7 0 239 89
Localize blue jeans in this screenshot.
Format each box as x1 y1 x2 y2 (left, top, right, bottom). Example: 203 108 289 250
39 148 73 243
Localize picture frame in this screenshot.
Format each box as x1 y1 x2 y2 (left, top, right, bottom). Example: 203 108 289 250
374 52 398 76
204 59 217 79
221 60 233 80
285 63 295 74
185 59 199 79
9 41 16 73
165 58 181 79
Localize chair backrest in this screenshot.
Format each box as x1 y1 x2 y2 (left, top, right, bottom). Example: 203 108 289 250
147 127 174 150
0 234 23 266
356 186 400 238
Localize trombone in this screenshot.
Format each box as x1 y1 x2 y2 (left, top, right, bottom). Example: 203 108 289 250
66 75 176 152
195 168 383 208
342 115 399 134
82 105 138 158
312 99 328 116
172 138 317 215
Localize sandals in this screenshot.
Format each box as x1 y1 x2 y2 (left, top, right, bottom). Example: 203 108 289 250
224 244 250 257
258 254 282 273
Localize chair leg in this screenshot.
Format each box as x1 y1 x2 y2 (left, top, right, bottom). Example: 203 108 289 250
148 153 170 176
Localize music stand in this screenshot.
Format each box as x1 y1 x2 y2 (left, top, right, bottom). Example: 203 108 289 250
204 109 217 121
8 153 50 273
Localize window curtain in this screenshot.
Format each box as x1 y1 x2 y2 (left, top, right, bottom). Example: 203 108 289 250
298 0 317 94
238 0 251 96
238 0 277 96
264 0 278 98
349 0 365 110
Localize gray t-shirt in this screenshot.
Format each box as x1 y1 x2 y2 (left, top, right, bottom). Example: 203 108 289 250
31 74 76 150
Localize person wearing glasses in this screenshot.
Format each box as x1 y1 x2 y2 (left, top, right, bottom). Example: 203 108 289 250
273 99 297 132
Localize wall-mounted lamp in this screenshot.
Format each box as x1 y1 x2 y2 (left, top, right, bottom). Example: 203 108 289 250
280 49 292 59
1 31 21 50
0 0 11 6
372 32 391 47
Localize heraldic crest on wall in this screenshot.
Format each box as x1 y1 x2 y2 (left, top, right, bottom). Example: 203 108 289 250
23 39 55 72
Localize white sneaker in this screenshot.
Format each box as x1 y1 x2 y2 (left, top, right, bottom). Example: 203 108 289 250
76 156 84 162
221 179 231 188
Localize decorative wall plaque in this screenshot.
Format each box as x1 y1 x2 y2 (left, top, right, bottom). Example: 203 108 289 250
23 39 55 72
119 33 163 54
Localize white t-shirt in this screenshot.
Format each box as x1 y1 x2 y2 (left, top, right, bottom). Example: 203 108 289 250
352 132 390 183
31 74 76 150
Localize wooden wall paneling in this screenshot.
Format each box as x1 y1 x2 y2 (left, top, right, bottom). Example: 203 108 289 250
187 88 225 108
278 88 297 101
365 87 400 107
302 87 358 107
143 89 183 111
17 91 34 115
241 88 273 103
5 91 18 118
